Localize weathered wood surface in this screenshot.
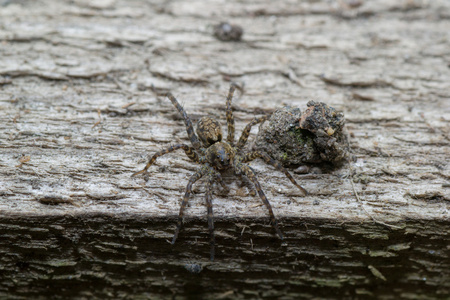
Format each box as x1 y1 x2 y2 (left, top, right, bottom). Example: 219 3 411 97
0 0 449 299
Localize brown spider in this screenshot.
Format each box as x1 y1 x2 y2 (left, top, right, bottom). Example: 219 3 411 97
132 84 307 260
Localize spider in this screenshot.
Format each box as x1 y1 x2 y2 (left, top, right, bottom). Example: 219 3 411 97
132 84 307 260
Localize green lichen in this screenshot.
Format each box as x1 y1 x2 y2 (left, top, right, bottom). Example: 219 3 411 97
290 127 314 146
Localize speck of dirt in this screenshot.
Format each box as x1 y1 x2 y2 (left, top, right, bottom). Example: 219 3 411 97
184 263 203 274
213 22 243 42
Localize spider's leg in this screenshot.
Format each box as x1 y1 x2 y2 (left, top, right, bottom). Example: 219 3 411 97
236 163 284 240
242 151 308 196
167 93 202 149
132 144 199 177
225 84 237 145
172 166 208 245
236 115 270 149
205 176 216 261
214 172 229 193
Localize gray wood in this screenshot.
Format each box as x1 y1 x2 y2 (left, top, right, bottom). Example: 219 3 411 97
0 0 449 299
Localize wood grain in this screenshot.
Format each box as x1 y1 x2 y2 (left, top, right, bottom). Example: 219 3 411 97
0 0 449 298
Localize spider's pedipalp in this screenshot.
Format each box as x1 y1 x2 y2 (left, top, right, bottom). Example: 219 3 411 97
236 163 284 240
172 166 210 245
226 84 237 145
131 144 199 177
214 171 229 193
237 115 270 149
242 151 308 196
166 92 202 149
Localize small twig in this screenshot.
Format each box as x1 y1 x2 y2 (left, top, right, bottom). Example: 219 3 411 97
92 108 102 129
16 155 31 168
111 76 127 91
393 136 449 146
350 179 402 230
419 112 450 142
368 265 387 281
240 225 248 236
122 102 136 109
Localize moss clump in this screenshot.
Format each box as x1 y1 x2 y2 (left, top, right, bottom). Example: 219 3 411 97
255 103 350 167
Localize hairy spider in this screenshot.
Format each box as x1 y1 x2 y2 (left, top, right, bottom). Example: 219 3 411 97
132 84 307 260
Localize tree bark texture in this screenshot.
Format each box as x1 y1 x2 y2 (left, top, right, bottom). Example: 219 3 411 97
0 0 449 299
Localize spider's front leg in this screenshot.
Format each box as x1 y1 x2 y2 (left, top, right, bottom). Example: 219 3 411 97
225 84 237 145
236 115 270 149
242 151 308 196
132 144 199 177
235 163 284 240
204 177 216 261
204 169 229 260
166 92 202 150
172 166 209 245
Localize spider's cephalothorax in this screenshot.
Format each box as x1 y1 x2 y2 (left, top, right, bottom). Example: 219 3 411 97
132 84 307 260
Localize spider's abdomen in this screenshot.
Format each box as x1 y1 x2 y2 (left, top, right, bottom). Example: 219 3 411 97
197 117 223 147
206 142 236 170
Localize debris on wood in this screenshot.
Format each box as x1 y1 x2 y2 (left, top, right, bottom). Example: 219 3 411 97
368 265 387 281
255 101 351 167
213 22 243 42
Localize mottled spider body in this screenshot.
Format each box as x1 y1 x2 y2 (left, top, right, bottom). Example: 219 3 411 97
133 85 307 260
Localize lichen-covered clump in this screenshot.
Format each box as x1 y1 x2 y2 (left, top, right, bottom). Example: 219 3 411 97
255 101 350 166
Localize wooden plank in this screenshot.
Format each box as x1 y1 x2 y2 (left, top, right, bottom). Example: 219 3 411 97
0 0 449 298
